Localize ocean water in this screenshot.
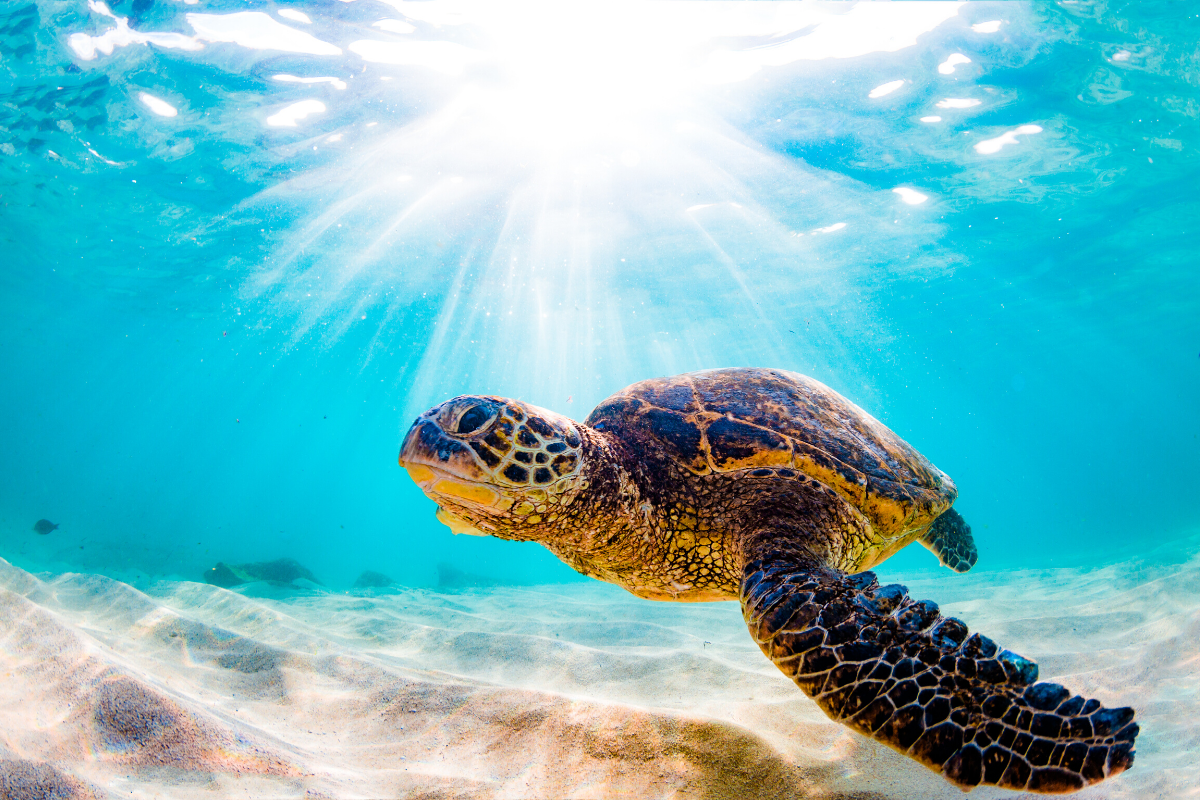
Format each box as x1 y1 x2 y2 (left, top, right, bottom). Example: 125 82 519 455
1 1 1198 797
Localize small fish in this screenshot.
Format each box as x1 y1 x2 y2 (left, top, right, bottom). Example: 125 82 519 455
33 519 58 535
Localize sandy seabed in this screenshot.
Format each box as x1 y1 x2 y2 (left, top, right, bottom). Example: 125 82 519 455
0 541 1196 800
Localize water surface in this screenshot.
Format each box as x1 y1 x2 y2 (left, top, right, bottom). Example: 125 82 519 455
1 0 1197 615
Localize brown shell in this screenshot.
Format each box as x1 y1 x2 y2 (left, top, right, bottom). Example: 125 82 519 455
585 368 956 536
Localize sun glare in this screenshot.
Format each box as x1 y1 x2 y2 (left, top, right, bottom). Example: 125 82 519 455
253 1 969 405
399 2 708 150
362 1 964 150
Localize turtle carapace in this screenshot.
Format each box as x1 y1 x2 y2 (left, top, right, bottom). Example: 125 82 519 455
399 368 1137 794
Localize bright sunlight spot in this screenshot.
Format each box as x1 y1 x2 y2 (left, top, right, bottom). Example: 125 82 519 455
266 99 327 127
276 9 312 25
975 124 1043 155
937 53 971 74
273 74 348 90
138 91 178 117
870 80 906 99
893 187 928 205
936 98 981 109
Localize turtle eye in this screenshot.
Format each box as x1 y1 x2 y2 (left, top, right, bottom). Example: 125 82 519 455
456 405 491 435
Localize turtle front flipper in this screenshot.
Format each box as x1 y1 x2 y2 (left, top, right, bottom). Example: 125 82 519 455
741 554 1137 793
921 508 979 573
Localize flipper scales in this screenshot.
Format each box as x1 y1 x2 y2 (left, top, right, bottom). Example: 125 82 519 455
741 555 1137 794
921 508 979 573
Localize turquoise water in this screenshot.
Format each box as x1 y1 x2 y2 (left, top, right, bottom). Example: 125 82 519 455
1 0 1197 592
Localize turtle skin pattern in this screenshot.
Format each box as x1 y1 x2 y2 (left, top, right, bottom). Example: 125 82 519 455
742 556 1138 793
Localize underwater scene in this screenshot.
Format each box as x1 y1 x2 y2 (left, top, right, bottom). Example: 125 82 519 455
2 0 1198 797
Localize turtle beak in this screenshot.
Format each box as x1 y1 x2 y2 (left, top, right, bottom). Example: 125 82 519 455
399 411 505 513
400 414 488 483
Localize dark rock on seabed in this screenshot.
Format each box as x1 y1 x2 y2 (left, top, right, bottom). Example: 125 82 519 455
204 557 321 588
353 570 396 589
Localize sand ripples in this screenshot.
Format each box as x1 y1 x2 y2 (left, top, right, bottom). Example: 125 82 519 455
1 547 1196 799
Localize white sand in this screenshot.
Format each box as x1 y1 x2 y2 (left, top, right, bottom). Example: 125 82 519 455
0 543 1195 799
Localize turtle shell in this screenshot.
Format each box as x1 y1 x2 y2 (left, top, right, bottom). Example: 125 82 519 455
585 368 956 535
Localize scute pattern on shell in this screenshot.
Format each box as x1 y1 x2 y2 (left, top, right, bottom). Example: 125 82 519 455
586 368 956 536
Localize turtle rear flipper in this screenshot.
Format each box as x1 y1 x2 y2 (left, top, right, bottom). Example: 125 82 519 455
741 554 1137 793
921 507 978 573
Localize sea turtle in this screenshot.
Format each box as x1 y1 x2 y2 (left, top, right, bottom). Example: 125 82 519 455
399 368 1137 793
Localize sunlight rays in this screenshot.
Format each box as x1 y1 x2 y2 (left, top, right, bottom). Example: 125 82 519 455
234 2 966 413
247 107 944 415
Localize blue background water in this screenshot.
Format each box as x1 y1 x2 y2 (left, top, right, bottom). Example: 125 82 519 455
1 1 1197 591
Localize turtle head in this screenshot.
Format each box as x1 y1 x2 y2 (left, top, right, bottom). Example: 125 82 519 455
400 395 589 540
